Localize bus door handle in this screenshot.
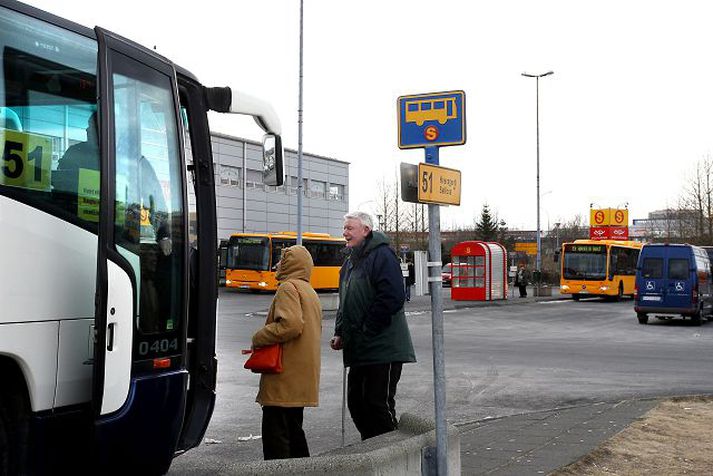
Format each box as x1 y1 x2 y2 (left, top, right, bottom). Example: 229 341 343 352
107 322 116 352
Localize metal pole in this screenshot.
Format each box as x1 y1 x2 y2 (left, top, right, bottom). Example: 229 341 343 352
341 366 347 447
428 203 447 475
425 146 447 475
296 0 304 245
536 76 541 286
522 71 553 290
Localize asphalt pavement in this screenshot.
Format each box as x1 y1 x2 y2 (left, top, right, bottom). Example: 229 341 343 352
170 287 704 475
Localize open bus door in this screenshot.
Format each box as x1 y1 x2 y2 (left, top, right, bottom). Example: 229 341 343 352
92 27 193 474
91 26 284 473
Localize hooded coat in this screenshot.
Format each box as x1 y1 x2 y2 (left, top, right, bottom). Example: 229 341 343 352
252 245 322 407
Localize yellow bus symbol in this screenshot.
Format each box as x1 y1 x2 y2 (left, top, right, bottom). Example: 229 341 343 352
405 97 457 126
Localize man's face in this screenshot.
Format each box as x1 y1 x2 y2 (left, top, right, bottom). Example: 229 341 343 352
343 218 370 248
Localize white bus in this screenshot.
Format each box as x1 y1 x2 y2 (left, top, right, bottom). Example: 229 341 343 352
0 1 284 473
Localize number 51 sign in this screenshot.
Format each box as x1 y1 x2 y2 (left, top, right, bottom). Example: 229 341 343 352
418 163 461 206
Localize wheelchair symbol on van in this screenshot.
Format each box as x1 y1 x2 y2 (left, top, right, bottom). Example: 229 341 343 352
646 281 654 291
675 282 685 292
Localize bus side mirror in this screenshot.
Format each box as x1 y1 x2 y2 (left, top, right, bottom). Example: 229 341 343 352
553 250 560 263
262 134 284 187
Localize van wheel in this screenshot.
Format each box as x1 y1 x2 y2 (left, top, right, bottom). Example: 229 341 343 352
637 313 648 325
692 310 703 326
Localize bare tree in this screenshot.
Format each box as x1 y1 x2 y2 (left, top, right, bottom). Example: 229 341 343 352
557 214 588 243
374 177 395 231
676 155 713 244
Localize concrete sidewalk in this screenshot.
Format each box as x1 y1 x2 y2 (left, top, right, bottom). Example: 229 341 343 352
403 287 660 475
456 399 658 475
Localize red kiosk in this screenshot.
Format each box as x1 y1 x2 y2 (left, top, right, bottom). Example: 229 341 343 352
450 241 508 301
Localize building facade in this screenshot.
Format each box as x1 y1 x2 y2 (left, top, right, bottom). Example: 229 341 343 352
210 133 349 240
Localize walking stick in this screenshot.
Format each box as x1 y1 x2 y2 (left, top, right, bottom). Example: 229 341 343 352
341 366 347 447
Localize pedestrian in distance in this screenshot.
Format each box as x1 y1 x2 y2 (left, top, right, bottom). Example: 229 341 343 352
405 261 415 302
251 245 323 460
330 211 416 441
515 264 529 298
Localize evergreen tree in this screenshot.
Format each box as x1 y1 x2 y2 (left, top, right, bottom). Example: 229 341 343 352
474 204 500 241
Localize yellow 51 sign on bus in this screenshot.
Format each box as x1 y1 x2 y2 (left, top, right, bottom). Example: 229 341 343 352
1 130 53 192
417 163 461 206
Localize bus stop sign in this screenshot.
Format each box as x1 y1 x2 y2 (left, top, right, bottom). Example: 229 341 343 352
398 91 466 149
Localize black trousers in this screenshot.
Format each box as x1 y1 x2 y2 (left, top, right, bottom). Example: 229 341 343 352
347 362 402 440
518 284 527 297
261 406 309 460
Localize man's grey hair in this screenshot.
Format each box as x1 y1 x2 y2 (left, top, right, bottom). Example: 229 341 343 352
344 211 374 230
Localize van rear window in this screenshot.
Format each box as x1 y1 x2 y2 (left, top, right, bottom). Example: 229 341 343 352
642 258 663 279
668 259 689 280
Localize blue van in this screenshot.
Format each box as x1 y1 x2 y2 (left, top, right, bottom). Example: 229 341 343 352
634 244 713 325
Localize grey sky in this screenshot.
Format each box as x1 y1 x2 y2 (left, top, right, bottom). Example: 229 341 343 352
24 0 713 231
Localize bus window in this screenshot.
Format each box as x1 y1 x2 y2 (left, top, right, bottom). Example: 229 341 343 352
229 236 270 271
112 57 184 339
0 7 98 228
563 244 607 280
271 238 296 269
304 240 345 267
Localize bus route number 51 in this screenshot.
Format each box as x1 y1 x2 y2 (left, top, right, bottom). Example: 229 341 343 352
2 130 53 192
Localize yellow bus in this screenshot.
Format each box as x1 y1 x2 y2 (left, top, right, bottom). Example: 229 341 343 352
225 232 345 291
404 97 457 126
560 239 643 300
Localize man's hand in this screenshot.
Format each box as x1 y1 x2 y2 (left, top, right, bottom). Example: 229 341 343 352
330 336 343 350
158 237 172 256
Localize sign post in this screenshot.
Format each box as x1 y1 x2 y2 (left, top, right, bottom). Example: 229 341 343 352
398 90 465 475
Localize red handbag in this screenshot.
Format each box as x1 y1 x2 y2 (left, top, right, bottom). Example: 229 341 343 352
243 344 283 374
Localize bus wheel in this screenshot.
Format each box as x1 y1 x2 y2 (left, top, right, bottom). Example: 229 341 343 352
637 313 648 325
0 383 29 475
572 295 580 301
0 404 8 476
0 394 23 476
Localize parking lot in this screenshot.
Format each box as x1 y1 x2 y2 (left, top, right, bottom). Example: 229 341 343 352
170 290 713 472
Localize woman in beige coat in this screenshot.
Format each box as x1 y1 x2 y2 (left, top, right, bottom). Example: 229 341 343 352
252 245 322 460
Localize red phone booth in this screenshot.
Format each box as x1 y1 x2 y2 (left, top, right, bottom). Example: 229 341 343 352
450 241 508 301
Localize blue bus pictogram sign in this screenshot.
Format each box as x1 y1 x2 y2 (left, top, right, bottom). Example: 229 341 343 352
398 90 466 149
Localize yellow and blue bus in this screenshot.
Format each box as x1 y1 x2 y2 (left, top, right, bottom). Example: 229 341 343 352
225 232 345 291
560 239 643 300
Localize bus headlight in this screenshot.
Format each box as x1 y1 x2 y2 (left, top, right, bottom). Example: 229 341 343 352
258 282 267 287
561 285 570 291
226 280 232 285
599 286 609 291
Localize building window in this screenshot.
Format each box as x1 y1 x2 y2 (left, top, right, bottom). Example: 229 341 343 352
219 165 242 187
288 176 308 195
328 183 344 201
246 168 263 189
310 180 326 199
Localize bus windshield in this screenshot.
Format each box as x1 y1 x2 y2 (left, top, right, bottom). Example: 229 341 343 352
228 236 269 271
563 244 607 280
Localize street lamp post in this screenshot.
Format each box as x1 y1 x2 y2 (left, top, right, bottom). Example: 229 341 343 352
522 71 553 290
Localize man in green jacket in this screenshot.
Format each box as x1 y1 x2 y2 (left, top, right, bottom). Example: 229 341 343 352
330 211 416 440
